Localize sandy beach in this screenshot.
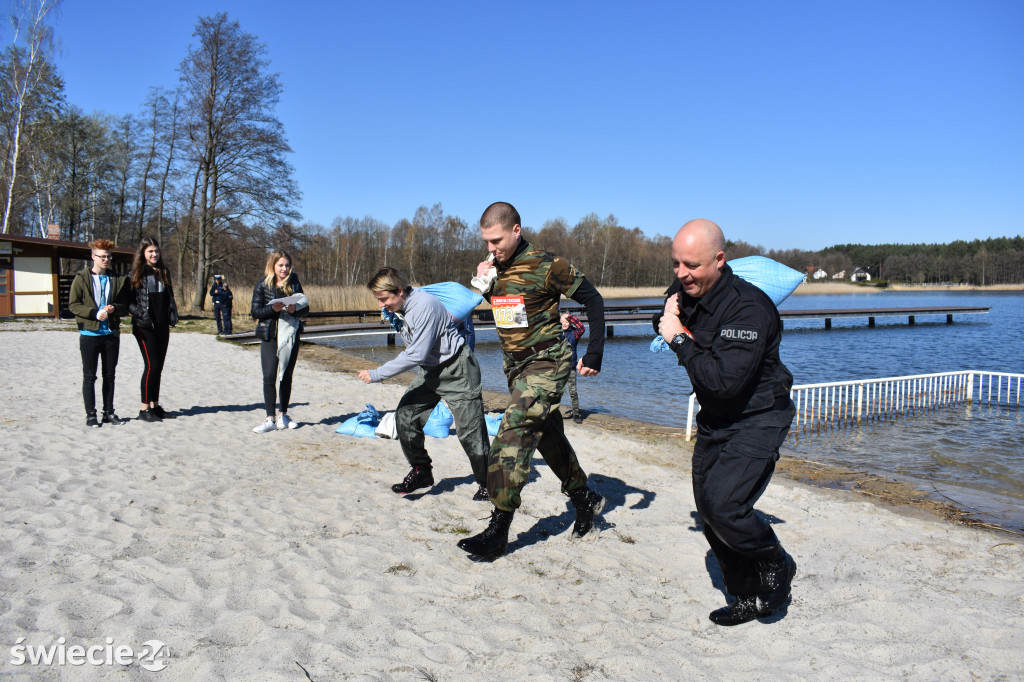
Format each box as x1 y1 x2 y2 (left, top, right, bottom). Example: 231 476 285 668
1 329 1022 680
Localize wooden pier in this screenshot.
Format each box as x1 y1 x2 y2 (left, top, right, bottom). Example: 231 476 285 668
222 304 990 344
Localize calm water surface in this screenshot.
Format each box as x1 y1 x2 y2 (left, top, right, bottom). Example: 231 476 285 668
319 291 1024 530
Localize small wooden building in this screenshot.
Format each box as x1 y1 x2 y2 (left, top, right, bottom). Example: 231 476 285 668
0 235 133 318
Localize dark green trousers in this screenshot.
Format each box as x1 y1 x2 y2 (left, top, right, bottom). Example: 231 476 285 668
395 345 490 486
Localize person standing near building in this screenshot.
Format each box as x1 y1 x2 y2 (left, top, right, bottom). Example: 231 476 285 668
250 250 309 433
210 274 233 335
357 267 491 501
560 312 585 424
129 236 178 422
68 239 130 427
457 201 606 561
654 218 797 626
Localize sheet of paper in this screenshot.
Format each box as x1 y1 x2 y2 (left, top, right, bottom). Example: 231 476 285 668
268 293 304 306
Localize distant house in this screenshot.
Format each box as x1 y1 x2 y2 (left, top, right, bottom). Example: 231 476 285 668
850 267 872 282
812 268 828 280
832 270 846 280
0 234 133 318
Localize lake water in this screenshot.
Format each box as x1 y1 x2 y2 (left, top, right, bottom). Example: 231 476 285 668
318 291 1024 531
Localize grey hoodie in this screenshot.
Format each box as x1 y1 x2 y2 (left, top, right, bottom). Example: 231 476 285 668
369 287 467 382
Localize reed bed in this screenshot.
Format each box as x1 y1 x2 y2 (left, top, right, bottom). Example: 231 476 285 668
174 283 665 321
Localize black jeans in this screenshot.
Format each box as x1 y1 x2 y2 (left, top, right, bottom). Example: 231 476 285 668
260 337 300 416
692 413 792 597
80 333 120 416
133 325 169 404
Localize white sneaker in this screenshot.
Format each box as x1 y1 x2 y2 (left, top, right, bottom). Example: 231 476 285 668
277 414 298 430
253 417 276 434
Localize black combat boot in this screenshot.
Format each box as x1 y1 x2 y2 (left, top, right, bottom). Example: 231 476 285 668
391 465 434 494
472 485 489 501
709 596 761 626
457 507 514 560
568 486 605 538
756 549 797 615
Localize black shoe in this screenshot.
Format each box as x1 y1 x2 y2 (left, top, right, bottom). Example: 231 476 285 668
457 507 514 560
472 486 489 501
138 408 162 423
568 486 605 538
391 466 434 494
709 596 761 626
572 413 583 424
86 413 100 428
757 550 797 615
151 405 175 419
102 412 125 426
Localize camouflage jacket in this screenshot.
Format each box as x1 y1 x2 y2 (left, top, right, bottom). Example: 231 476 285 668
490 240 584 353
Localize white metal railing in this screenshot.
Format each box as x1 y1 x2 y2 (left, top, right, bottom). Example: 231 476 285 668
684 370 1023 440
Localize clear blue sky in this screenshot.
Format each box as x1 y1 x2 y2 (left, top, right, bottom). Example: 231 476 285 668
34 0 1024 249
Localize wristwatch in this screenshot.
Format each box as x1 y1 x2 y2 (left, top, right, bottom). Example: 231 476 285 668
668 333 688 352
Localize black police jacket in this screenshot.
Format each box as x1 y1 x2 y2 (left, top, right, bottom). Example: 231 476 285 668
653 264 793 427
250 276 308 341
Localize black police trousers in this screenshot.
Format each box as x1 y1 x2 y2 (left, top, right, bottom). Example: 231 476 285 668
692 413 791 598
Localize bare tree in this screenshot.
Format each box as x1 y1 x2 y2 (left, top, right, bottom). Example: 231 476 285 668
109 114 137 243
178 12 300 310
0 0 62 234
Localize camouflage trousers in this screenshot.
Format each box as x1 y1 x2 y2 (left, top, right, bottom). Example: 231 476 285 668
488 339 587 511
566 368 579 415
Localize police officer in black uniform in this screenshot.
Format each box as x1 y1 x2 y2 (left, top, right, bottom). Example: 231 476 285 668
210 275 233 335
655 218 797 626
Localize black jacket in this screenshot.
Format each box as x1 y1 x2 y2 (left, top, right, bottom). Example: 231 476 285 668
210 282 233 305
250 275 309 341
129 268 178 329
654 264 793 427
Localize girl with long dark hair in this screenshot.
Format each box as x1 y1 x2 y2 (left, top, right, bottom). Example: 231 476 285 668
128 236 178 422
250 250 309 433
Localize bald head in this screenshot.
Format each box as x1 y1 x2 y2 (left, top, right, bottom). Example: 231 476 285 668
675 219 726 258
671 219 726 298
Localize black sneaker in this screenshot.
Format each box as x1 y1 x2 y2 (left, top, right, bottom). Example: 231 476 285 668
391 466 434 494
151 405 175 419
568 486 605 538
86 413 100 428
138 409 162 423
102 412 125 426
472 486 489 501
709 596 761 626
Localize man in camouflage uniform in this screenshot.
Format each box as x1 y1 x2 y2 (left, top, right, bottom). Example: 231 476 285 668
457 201 607 561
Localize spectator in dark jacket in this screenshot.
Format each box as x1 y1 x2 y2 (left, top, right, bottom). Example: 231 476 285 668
250 250 309 433
210 275 233 335
129 236 178 423
560 312 586 423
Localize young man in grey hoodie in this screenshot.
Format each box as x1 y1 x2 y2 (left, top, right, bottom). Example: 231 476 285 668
358 267 491 500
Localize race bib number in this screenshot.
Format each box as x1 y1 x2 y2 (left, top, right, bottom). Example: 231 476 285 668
491 296 529 328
